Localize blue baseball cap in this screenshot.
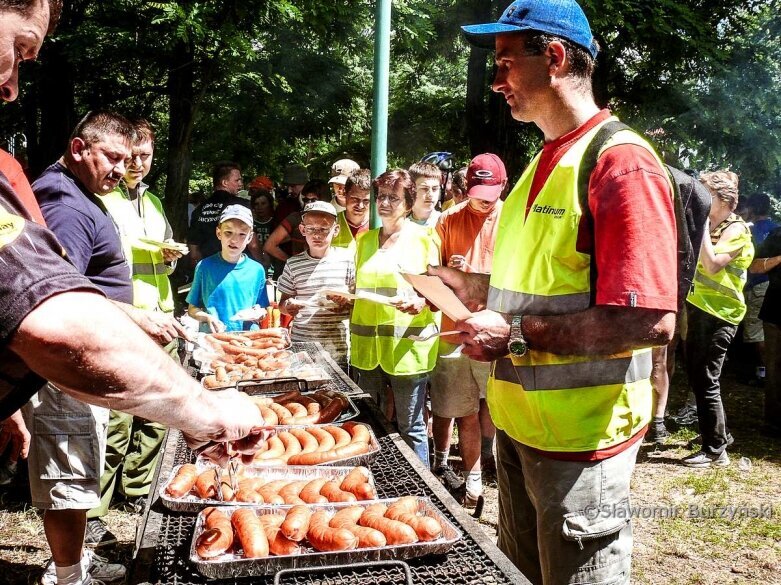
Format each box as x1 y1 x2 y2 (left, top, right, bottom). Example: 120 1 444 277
461 0 598 59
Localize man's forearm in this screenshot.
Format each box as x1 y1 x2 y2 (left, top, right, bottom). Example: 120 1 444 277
10 291 219 438
524 306 676 355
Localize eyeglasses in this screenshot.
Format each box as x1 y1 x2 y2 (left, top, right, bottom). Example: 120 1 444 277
301 225 334 237
376 194 403 206
347 197 371 207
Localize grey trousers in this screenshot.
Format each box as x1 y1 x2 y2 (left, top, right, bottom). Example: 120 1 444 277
496 430 640 585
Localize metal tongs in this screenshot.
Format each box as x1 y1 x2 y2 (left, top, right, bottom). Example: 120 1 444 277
213 456 240 502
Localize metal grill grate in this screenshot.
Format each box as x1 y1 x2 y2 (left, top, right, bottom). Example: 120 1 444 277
143 427 518 585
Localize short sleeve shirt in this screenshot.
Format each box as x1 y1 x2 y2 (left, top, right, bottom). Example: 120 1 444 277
187 253 269 331
34 162 132 303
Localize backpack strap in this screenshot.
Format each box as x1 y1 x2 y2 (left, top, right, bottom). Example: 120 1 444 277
575 120 631 305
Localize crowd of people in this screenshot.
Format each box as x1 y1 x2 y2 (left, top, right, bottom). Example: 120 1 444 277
1 1 779 585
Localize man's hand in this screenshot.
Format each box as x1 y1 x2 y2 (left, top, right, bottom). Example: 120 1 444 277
162 248 183 263
134 309 193 345
456 309 511 362
427 265 489 312
0 410 31 463
391 296 427 315
206 315 226 334
184 389 270 465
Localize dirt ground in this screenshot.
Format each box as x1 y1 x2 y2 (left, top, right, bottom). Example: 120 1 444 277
0 364 779 585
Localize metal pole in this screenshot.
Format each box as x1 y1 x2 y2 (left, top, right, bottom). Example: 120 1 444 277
370 0 391 229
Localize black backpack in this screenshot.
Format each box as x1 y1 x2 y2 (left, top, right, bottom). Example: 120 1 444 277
577 120 711 312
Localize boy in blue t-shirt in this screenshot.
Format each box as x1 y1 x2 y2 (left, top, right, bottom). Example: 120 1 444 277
187 205 269 332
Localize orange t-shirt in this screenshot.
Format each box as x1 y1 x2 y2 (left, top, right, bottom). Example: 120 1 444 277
435 199 503 332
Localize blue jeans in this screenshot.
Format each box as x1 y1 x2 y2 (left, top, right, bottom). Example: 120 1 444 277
355 367 430 467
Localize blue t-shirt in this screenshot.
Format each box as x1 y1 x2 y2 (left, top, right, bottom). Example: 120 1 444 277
33 162 132 303
187 253 269 332
748 218 779 287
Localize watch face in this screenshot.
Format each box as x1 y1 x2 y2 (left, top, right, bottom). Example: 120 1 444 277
509 340 527 356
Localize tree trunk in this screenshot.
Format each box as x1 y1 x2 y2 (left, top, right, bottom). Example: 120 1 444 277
164 40 196 242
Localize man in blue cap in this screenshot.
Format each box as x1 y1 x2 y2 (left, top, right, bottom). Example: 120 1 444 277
432 1 679 583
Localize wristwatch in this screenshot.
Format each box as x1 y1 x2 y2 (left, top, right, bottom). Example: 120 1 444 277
508 314 528 357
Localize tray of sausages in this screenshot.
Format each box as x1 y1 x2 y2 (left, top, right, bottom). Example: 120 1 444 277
244 388 359 425
189 497 462 578
196 423 380 470
160 464 377 513
201 350 331 390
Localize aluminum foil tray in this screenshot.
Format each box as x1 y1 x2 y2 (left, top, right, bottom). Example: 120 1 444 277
238 389 360 424
200 352 331 390
195 424 381 470
159 464 377 513
189 497 463 579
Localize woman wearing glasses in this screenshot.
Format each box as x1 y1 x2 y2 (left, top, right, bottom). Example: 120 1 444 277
349 169 441 466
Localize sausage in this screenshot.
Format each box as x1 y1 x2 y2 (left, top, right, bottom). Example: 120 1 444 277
284 402 308 418
255 435 285 460
231 508 269 558
236 487 264 503
245 328 286 339
320 480 357 503
299 478 329 504
278 480 307 505
286 440 370 466
359 504 418 545
260 514 302 556
252 458 287 467
324 425 352 448
271 390 302 404
288 428 319 454
268 403 294 425
223 344 278 357
307 511 358 552
277 431 302 459
218 473 236 501
194 469 220 500
339 466 376 500
316 397 346 423
257 480 289 505
280 505 313 542
385 496 442 541
166 464 198 498
342 422 371 444
307 426 336 452
329 507 386 548
202 375 220 389
258 406 279 426
196 507 234 558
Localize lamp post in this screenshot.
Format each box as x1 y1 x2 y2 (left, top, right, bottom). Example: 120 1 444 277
369 0 391 228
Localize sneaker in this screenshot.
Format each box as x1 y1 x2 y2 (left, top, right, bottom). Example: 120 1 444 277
39 550 125 585
84 519 118 548
671 404 696 421
685 433 734 450
681 450 730 468
86 550 126 584
433 464 466 497
646 422 671 444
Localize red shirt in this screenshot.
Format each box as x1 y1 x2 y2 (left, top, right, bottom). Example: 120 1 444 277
527 110 675 460
528 109 677 312
0 150 46 225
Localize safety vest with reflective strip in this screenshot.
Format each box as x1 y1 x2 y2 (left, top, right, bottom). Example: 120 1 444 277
102 186 175 312
350 222 441 375
331 212 357 253
487 118 670 452
687 214 753 325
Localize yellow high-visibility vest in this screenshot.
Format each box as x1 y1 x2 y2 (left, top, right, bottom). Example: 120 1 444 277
687 214 753 325
102 186 175 312
350 221 441 375
488 118 671 452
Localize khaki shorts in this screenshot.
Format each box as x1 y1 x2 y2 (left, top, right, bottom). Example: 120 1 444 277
22 383 109 510
430 344 491 418
743 281 768 343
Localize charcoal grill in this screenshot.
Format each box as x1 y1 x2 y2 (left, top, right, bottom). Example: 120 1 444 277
132 343 530 584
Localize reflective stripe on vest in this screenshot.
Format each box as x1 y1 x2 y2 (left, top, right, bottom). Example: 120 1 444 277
487 117 667 452
686 217 753 325
493 350 652 391
101 188 175 312
349 223 441 375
